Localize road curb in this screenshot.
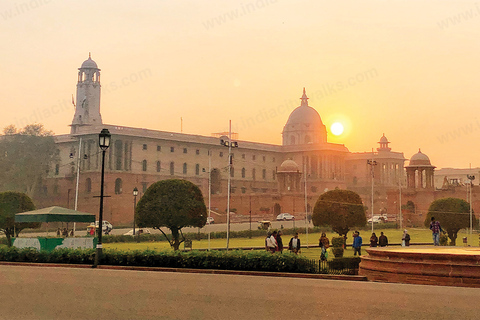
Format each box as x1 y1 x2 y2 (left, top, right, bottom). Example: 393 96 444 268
0 261 367 281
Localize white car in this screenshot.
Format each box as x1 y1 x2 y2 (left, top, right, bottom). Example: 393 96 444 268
367 216 382 224
206 217 214 225
123 228 151 236
90 220 113 231
276 213 295 221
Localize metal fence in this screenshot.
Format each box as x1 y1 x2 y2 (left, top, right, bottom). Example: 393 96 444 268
308 259 359 275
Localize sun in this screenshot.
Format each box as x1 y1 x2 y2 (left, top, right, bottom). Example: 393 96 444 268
331 122 344 136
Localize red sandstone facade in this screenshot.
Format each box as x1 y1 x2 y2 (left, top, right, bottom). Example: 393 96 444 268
37 56 454 227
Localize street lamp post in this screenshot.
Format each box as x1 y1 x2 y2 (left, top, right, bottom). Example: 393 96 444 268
304 162 309 247
220 120 238 250
467 174 475 234
249 194 252 239
93 128 111 268
367 159 377 234
133 187 138 236
202 151 212 250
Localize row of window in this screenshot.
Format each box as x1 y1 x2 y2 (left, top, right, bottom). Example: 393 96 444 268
141 144 275 162
140 160 276 180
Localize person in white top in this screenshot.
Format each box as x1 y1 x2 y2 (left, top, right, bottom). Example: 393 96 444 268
288 232 301 254
267 231 278 253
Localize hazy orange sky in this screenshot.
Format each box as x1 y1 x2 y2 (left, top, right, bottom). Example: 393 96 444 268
2 0 480 168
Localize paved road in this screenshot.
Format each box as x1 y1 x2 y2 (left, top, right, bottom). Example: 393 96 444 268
24 220 310 237
2 265 480 320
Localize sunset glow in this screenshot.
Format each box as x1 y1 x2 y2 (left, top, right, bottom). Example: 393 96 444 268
0 1 479 168
331 122 344 136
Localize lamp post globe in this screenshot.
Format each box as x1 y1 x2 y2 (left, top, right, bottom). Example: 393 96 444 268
93 128 111 268
99 128 111 150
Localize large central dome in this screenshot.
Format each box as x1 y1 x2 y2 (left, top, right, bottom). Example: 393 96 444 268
282 88 327 145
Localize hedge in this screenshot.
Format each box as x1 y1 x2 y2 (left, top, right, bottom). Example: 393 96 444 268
0 247 317 273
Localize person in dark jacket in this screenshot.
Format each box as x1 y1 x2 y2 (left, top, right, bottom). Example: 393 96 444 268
288 232 301 254
370 233 378 247
276 230 284 253
379 232 388 247
402 229 411 247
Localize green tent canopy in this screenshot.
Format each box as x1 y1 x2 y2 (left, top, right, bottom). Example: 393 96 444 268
15 206 96 223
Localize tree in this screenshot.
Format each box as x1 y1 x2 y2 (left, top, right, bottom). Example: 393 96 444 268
312 189 366 237
0 191 41 246
136 179 207 250
424 197 477 246
0 124 57 198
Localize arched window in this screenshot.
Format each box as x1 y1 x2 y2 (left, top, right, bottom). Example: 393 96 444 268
262 169 266 180
142 160 147 172
183 163 187 174
170 162 174 175
86 178 92 193
252 168 256 180
195 164 200 175
241 168 246 178
115 178 123 194
156 161 161 172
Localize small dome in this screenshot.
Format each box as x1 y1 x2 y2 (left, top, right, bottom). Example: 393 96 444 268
409 149 432 166
80 55 98 69
278 159 300 173
379 134 388 143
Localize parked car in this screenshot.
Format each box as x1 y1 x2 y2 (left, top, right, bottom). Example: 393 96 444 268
206 217 214 225
276 213 295 221
123 228 151 236
367 216 383 224
90 220 113 231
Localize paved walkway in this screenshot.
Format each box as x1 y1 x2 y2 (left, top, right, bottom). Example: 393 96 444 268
2 264 480 320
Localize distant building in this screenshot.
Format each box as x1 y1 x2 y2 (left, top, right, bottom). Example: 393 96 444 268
40 56 411 225
387 150 480 227
345 134 406 216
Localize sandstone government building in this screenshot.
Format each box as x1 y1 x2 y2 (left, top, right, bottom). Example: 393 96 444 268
40 56 479 227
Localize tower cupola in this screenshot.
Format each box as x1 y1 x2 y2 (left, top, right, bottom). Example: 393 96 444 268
377 133 391 152
70 53 103 133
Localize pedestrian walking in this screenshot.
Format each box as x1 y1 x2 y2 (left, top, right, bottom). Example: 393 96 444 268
266 231 278 253
379 232 388 247
402 229 410 247
352 231 362 256
319 233 330 261
288 232 301 254
429 217 442 246
276 230 284 253
370 232 378 247
265 232 271 251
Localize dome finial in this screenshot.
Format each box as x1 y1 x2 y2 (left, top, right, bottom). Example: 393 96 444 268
300 88 309 107
419 148 421 153
89 52 91 59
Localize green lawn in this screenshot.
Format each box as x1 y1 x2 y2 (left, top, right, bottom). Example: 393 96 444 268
104 228 480 260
